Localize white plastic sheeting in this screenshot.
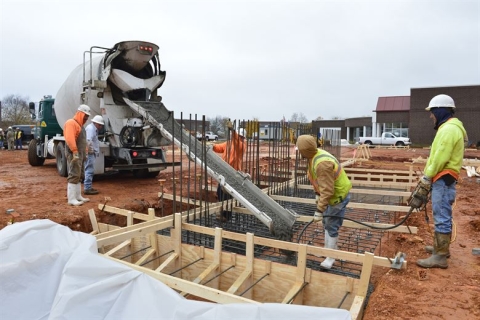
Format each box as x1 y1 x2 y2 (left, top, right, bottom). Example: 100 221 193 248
0 220 352 320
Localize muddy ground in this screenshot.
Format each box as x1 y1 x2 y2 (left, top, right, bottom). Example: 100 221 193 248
1 145 479 319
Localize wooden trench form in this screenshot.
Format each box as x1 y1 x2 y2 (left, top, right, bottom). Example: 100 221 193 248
87 164 417 320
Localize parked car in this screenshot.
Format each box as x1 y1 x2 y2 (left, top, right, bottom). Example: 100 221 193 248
197 131 218 141
12 124 35 145
356 132 411 146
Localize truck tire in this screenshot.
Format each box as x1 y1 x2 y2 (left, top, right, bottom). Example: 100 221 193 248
364 141 372 145
28 139 45 166
395 141 405 146
56 143 68 177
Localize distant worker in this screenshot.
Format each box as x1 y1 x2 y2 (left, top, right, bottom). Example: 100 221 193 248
64 104 91 206
6 127 15 151
84 115 105 195
417 94 468 269
296 134 352 269
0 128 4 150
211 120 247 222
14 127 23 150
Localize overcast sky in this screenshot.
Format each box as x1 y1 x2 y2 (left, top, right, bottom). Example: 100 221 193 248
1 0 479 122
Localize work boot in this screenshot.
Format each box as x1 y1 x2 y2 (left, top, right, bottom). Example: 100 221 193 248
416 232 450 269
425 245 450 258
84 188 99 195
321 232 338 269
75 183 90 202
67 183 83 206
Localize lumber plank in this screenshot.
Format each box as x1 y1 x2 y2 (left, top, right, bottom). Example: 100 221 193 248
107 256 259 305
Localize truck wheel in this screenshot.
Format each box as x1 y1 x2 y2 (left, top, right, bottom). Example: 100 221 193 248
364 141 372 145
395 141 405 146
56 143 68 177
28 139 45 166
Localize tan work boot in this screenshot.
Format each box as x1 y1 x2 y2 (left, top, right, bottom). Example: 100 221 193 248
425 245 450 258
417 232 450 269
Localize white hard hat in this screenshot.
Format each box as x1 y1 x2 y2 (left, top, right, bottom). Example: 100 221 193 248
426 94 456 111
77 104 91 116
92 115 105 125
0 128 2 131
238 128 246 137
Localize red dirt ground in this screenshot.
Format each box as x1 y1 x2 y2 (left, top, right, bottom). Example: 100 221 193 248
1 146 479 319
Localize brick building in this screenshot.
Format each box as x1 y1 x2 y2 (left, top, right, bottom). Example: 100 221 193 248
312 85 479 147
409 85 480 146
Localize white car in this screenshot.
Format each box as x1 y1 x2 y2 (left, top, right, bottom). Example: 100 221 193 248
197 131 218 141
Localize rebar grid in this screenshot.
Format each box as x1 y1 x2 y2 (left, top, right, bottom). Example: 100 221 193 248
158 118 405 278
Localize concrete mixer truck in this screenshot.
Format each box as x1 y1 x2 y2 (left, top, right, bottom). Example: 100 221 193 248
28 41 173 178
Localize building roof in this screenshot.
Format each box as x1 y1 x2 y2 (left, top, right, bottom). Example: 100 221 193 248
375 96 410 112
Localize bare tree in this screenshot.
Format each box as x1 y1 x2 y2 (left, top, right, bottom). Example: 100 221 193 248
207 115 229 134
331 116 344 120
289 112 309 123
1 94 31 126
315 116 324 121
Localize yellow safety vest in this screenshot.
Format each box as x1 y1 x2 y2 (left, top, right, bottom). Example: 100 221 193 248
308 149 352 205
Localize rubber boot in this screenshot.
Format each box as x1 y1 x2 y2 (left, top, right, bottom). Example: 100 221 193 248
416 232 450 269
321 232 338 269
75 183 90 203
425 245 450 258
67 183 83 206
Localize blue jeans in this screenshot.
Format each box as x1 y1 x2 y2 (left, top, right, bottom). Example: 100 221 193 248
323 193 351 237
84 154 95 190
431 178 456 234
0 141 3 149
15 139 22 149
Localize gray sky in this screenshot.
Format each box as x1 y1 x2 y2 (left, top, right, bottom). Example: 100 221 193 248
1 0 479 122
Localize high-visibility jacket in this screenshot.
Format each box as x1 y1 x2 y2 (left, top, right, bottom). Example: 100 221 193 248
15 130 23 140
212 130 246 171
425 117 467 182
307 149 352 212
64 111 88 154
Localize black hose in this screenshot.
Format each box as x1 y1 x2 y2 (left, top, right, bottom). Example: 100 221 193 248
296 207 415 242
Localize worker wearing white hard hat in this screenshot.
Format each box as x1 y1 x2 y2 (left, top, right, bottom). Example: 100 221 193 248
63 104 91 206
6 126 15 150
84 115 105 195
210 120 247 222
417 94 468 269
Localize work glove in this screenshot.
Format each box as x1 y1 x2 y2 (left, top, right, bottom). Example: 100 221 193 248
226 120 233 131
87 141 94 154
313 211 323 222
315 194 320 205
72 152 80 163
418 175 431 189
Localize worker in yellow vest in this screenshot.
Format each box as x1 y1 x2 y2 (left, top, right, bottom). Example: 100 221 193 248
15 127 23 150
296 135 352 269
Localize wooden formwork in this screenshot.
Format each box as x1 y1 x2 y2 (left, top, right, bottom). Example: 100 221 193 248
89 204 407 320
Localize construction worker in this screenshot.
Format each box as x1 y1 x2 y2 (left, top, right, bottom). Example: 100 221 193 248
211 121 247 222
296 134 352 269
6 127 14 151
14 127 23 150
0 128 4 150
84 115 104 195
417 94 468 269
64 104 91 206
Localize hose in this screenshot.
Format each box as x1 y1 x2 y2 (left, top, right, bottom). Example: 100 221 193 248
296 206 417 243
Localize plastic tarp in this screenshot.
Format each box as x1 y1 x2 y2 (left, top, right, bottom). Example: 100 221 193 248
0 220 352 320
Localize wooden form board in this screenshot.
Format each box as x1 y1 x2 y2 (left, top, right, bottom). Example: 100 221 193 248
92 208 406 319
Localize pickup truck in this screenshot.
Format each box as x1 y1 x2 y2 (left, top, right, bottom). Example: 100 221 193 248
196 131 218 141
356 132 411 146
